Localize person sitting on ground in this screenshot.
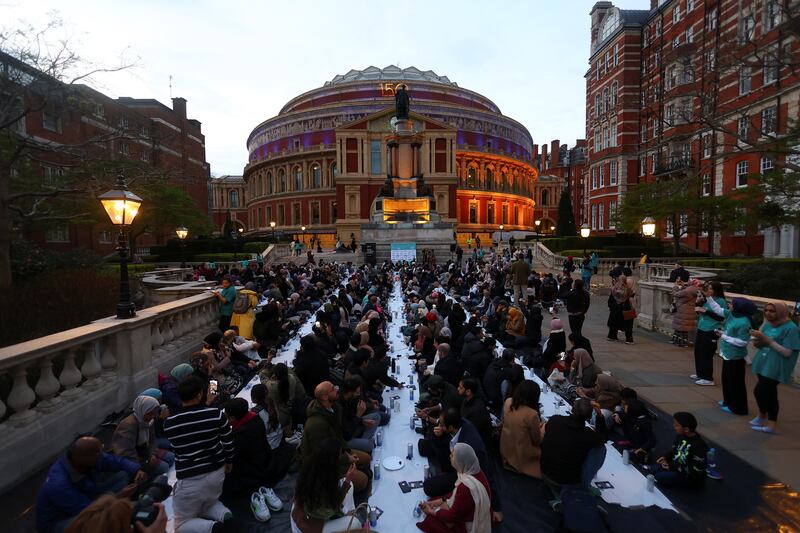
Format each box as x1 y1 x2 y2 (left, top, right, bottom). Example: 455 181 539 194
432 343 464 388
36 436 146 533
260 362 307 432
163 375 235 533
540 398 607 489
111 395 175 478
299 381 371 493
416 443 492 533
159 363 194 416
500 380 543 479
611 398 656 464
458 377 493 447
221 398 283 521
460 326 493 384
550 348 602 403
291 438 360 533
338 378 381 454
645 411 709 487
536 319 566 376
482 349 517 410
64 494 167 533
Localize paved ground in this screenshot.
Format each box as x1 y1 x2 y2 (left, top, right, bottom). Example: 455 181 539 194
575 289 800 491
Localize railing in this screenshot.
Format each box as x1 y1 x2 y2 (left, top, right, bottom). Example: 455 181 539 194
0 293 219 494
653 155 692 175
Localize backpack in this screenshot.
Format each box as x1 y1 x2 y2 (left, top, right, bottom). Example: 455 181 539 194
232 291 251 314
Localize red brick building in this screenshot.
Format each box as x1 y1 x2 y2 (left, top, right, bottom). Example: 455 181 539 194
586 0 800 257
533 139 588 232
4 51 211 255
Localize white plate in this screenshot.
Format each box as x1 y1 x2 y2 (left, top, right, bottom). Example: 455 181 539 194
382 456 405 471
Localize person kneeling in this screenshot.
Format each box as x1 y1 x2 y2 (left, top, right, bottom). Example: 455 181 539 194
416 443 491 533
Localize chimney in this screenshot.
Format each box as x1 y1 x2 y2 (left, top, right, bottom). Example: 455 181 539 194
172 97 187 119
650 0 658 8
532 144 539 161
541 144 549 170
550 140 561 168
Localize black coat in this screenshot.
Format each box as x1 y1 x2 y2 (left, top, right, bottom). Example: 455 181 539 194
483 359 515 408
461 334 493 382
223 415 272 495
434 356 465 388
461 396 492 446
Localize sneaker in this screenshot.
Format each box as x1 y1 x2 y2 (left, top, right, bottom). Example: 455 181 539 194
721 406 733 414
251 492 271 522
717 400 725 406
706 467 724 480
259 486 283 511
751 425 776 434
624 341 634 345
695 379 715 386
749 416 767 427
285 431 303 446
689 374 698 379
606 337 618 342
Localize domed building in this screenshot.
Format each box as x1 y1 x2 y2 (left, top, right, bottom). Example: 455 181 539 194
240 66 539 248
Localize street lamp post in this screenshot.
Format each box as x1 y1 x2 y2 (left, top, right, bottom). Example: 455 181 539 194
98 174 142 319
498 224 504 250
641 216 656 237
301 225 306 250
175 226 188 267
580 223 591 254
269 221 276 243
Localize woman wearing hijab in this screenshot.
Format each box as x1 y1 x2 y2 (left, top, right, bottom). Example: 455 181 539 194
504 306 526 340
111 396 174 477
159 363 194 415
230 282 259 339
500 380 543 478
578 373 623 426
708 297 756 415
417 443 492 533
607 274 635 344
538 318 566 373
749 301 800 433
570 348 602 389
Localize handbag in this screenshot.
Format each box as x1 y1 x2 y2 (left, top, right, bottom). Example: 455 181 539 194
332 503 378 533
623 308 638 320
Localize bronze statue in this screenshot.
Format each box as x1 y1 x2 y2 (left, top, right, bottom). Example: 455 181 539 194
395 84 410 119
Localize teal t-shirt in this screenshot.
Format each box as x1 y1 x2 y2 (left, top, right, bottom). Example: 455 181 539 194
720 315 751 360
697 297 727 332
219 286 236 317
751 321 800 384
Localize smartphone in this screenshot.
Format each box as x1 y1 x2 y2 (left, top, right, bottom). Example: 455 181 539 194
398 481 411 493
209 379 219 396
595 481 614 489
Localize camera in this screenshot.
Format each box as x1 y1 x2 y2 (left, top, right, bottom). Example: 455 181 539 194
130 474 172 527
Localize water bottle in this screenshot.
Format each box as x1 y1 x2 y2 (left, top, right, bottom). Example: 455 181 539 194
409 388 414 401
407 443 414 460
646 474 655 492
413 502 422 519
424 465 430 480
373 461 381 480
410 415 416 429
369 507 378 527
622 449 630 465
376 430 383 446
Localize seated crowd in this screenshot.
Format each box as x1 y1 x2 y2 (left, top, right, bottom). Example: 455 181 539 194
35 250 751 533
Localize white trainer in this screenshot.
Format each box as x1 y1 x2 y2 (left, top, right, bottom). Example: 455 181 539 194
259 486 283 511
695 379 715 386
251 492 271 522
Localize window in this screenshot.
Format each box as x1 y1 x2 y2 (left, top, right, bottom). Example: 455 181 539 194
734 208 747 235
655 20 662 37
763 54 779 85
467 167 477 188
610 160 618 185
599 165 605 187
610 122 617 147
278 169 286 192
292 203 301 225
702 134 712 158
707 8 718 31
665 104 674 126
596 60 601 80
229 190 239 207
739 66 752 95
118 116 129 129
140 150 150 162
760 156 774 174
42 165 64 187
667 65 678 89
502 204 508 224
652 154 657 173
736 160 749 187
541 189 549 206
591 167 598 189
603 127 609 149
762 106 777 135
606 51 611 71
99 230 113 244
93 103 105 118
42 112 61 132
613 44 619 66
764 0 781 31
434 138 447 172
591 204 598 230
702 173 711 196
739 11 755 44
594 130 601 152
687 0 694 11
738 116 749 140
639 155 646 176
118 142 129 156
673 35 681 49
312 164 321 188
672 5 681 24
686 26 694 43
611 81 618 107
594 93 601 117
277 204 285 226
598 203 605 229
370 140 381 174
708 50 716 69
45 225 70 242
330 163 337 181
655 50 661 66
487 203 495 224
609 200 617 229
640 124 647 143
310 202 320 224
292 167 301 191
331 201 337 223
602 88 609 113
267 171 273 194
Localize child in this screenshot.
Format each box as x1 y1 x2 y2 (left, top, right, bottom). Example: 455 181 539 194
612 398 656 464
646 412 709 487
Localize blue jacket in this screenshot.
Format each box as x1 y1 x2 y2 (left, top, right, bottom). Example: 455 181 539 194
36 452 140 532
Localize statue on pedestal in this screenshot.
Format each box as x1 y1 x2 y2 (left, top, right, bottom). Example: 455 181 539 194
395 84 410 120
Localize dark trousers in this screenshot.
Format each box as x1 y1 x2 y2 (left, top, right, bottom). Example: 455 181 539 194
607 323 633 343
693 329 717 381
646 463 695 488
218 314 232 332
754 374 780 421
568 313 585 338
721 358 748 415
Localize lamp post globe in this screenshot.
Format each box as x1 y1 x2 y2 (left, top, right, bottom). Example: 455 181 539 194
580 223 591 253
641 216 656 237
175 226 188 240
269 221 276 243
98 174 142 319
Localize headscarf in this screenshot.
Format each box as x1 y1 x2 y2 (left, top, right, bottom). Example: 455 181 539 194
140 388 162 400
550 318 563 332
731 297 757 318
170 363 194 382
244 281 255 291
203 331 223 348
572 349 594 380
765 301 790 326
447 443 491 533
132 395 160 446
595 373 622 393
611 275 630 304
417 325 432 339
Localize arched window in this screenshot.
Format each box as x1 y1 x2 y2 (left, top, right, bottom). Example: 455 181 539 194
330 163 337 184
603 87 610 113
500 171 507 191
611 81 618 107
467 167 476 188
278 169 286 192
595 93 601 116
267 171 273 194
485 168 494 190
230 190 239 208
541 189 549 206
312 164 321 188
294 167 302 191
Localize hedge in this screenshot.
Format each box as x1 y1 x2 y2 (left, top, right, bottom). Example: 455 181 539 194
559 249 615 258
193 253 257 262
535 234 652 252
243 242 269 253
717 261 800 300
682 258 800 269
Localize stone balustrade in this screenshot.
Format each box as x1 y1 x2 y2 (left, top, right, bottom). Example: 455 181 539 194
0 292 219 494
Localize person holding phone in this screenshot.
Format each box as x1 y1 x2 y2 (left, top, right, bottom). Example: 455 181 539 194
749 302 800 434
212 276 237 332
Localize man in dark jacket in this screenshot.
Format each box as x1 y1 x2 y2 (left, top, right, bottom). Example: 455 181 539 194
458 377 492 446
222 398 276 497
36 437 145 533
560 279 591 338
483 349 516 409
293 334 330 394
461 330 494 383
510 253 531 306
433 343 464 388
667 262 691 283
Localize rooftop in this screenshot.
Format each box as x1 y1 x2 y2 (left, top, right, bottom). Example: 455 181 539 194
324 65 457 87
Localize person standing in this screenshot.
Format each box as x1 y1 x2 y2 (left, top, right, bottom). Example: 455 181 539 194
510 252 531 306
213 276 237 332
164 375 235 533
670 279 698 347
230 282 259 339
711 297 756 415
692 281 726 386
749 302 800 434
607 274 635 344
638 253 650 281
561 279 590 338
580 254 593 291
